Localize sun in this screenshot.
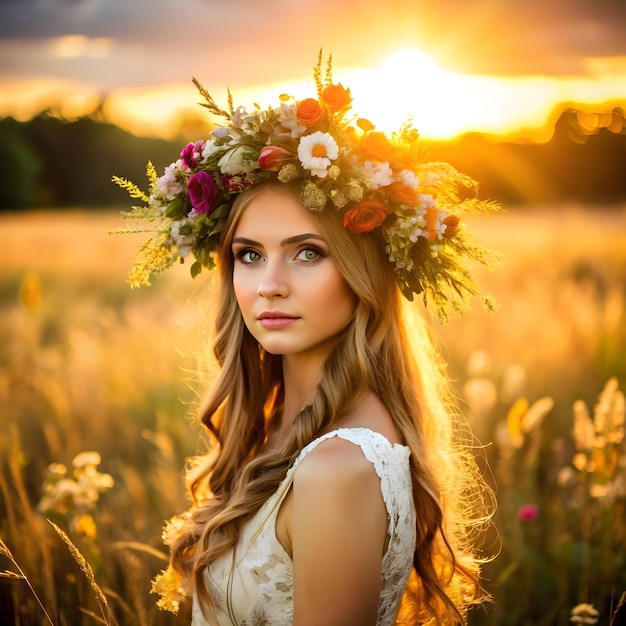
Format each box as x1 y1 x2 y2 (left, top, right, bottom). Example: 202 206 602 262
344 47 469 139
350 47 555 140
379 49 441 81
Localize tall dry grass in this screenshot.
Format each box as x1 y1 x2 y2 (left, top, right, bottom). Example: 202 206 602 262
0 205 625 625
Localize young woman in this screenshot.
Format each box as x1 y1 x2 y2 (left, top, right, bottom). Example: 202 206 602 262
116 53 497 625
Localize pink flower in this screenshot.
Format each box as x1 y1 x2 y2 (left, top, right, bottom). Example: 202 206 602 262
518 504 539 521
180 140 205 169
187 171 221 214
258 146 295 171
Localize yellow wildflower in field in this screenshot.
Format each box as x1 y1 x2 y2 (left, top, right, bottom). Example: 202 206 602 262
151 565 188 613
19 272 42 311
75 514 98 540
127 232 176 288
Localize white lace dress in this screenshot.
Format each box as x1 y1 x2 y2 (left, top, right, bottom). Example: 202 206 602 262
191 427 416 626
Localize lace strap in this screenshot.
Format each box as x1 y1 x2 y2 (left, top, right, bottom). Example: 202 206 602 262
287 428 412 536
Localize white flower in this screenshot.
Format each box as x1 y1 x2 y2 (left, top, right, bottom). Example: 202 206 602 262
570 603 599 625
430 243 443 257
398 168 419 189
231 106 249 129
170 221 194 257
231 106 261 136
432 209 448 240
158 161 184 198
277 102 306 138
362 160 393 189
418 193 436 209
210 127 229 139
297 132 339 178
73 451 102 469
202 139 223 160
218 145 258 175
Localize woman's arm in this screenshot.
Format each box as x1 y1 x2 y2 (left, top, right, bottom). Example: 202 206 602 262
291 437 389 626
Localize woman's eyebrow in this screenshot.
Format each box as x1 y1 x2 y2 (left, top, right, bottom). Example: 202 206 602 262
232 234 326 248
232 237 260 247
280 234 326 246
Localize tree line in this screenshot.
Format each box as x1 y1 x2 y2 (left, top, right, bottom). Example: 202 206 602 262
1 105 625 210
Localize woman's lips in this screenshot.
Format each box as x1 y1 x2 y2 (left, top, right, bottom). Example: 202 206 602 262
257 311 300 330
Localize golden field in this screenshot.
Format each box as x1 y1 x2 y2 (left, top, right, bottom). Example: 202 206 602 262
1 206 625 625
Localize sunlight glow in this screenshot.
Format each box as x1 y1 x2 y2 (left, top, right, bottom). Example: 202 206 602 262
104 85 198 137
50 35 114 59
346 48 558 139
1 47 626 141
338 48 626 140
0 78 102 120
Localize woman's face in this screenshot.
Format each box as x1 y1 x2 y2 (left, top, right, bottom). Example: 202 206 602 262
231 186 356 362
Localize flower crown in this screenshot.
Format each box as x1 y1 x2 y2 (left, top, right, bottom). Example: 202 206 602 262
113 53 500 320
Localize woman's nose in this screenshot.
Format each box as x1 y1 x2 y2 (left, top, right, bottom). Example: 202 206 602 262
257 260 289 299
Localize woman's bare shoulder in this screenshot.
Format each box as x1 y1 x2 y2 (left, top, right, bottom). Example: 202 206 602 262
294 434 378 486
335 391 403 446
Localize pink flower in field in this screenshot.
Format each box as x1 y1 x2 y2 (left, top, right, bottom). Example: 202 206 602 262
518 503 539 521
180 140 205 169
187 171 221 214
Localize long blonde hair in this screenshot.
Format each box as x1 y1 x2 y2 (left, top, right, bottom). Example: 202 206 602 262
169 182 492 624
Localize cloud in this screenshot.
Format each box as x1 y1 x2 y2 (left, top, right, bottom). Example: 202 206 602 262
1 0 625 85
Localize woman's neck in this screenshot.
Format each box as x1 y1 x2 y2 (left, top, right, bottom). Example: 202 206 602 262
281 353 325 420
265 352 326 449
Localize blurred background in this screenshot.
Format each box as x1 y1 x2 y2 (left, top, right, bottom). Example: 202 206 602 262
1 1 625 624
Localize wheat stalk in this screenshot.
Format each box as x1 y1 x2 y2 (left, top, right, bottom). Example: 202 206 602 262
47 520 113 625
0 537 55 625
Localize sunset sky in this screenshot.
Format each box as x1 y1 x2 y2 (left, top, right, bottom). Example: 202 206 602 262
1 0 626 140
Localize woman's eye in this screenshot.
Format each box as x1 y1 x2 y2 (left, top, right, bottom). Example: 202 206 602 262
297 247 321 262
236 249 263 264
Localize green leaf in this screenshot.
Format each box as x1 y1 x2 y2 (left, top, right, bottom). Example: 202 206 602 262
165 196 187 220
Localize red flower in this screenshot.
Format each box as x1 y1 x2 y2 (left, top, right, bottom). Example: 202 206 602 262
321 83 352 113
187 171 221 214
296 98 325 126
258 146 295 171
343 200 389 233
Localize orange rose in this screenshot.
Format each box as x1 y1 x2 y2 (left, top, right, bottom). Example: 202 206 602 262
443 215 460 238
343 200 389 233
296 98 325 126
358 131 395 162
387 182 418 206
321 83 352 113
